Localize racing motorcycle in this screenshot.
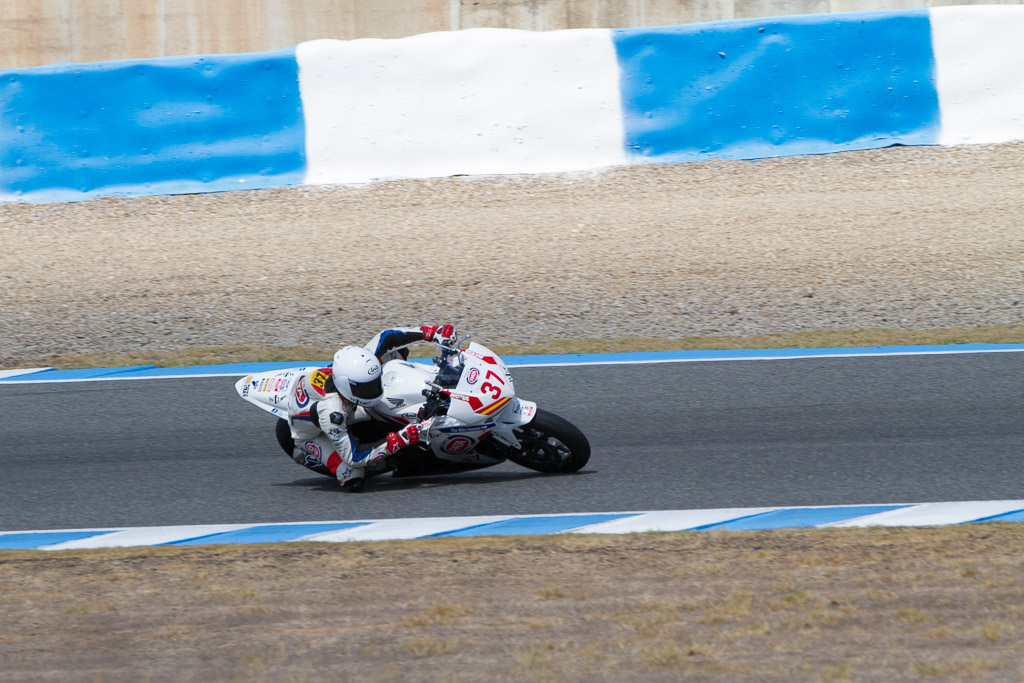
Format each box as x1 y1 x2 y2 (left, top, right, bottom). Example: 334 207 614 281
235 337 590 481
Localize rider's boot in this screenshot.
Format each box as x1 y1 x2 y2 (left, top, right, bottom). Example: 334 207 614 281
336 463 367 491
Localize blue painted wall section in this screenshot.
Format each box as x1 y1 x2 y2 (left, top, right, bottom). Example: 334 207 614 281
0 9 956 202
0 48 305 201
613 10 940 162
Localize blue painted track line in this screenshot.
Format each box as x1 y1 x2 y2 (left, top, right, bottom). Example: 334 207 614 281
695 505 908 531
166 522 369 546
4 502 1023 550
2 343 1023 384
429 513 635 537
0 530 121 550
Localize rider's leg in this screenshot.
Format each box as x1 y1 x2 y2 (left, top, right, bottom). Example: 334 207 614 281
276 417 316 467
289 423 380 489
295 434 369 484
336 435 399 490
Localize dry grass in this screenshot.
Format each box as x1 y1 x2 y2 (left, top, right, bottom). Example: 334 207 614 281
2 525 1024 680
6 324 1024 370
403 602 475 627
403 636 462 658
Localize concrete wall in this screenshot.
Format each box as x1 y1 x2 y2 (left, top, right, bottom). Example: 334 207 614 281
4 0 1024 68
8 6 1024 202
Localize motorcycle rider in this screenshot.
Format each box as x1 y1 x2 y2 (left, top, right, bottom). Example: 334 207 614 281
281 324 457 491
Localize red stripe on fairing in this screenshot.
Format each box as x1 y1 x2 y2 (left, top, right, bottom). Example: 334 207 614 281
327 452 341 473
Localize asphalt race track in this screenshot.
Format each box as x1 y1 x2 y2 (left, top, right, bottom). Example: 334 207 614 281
2 353 1023 531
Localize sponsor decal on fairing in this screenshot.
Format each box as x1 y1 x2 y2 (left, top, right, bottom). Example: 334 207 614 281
514 402 537 420
439 423 496 434
295 382 309 408
466 367 480 384
442 436 474 455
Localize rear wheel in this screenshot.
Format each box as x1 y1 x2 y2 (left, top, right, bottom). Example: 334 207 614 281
507 409 590 474
276 418 332 477
275 418 294 455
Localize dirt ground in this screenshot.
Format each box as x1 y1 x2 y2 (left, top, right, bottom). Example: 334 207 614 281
1 526 1023 681
3 143 1024 680
3 143 1024 366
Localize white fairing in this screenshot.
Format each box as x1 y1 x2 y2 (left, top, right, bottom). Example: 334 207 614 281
372 359 439 425
236 343 540 466
234 367 320 419
370 343 539 464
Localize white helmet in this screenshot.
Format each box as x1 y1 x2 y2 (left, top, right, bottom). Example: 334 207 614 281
332 346 384 407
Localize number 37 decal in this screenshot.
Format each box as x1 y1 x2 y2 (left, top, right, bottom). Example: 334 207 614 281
480 370 504 399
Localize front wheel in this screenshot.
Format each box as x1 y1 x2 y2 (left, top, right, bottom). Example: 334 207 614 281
507 409 590 474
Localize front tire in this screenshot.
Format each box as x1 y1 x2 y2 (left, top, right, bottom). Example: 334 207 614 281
507 409 590 474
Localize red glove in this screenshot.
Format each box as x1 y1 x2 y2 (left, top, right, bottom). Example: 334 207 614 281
421 324 457 344
384 420 432 455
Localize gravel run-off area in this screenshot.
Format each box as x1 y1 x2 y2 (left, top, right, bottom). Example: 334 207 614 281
1 142 1023 364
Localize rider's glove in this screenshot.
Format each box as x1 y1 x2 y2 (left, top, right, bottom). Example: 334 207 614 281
384 420 433 455
421 324 457 345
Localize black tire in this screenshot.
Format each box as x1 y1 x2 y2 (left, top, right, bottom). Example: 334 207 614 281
507 409 590 474
275 418 295 455
277 418 333 477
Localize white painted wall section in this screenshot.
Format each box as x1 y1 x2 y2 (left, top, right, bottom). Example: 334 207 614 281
297 28 626 185
932 5 1024 145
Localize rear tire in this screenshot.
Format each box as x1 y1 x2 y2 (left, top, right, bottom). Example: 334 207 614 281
507 409 590 474
275 418 294 455
276 418 332 477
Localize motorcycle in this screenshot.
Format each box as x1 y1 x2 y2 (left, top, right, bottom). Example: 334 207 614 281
234 336 590 482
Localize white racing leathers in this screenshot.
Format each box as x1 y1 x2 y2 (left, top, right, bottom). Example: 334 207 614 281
286 327 435 485
286 369 387 485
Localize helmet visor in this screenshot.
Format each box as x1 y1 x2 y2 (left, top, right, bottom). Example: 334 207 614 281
349 376 383 401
